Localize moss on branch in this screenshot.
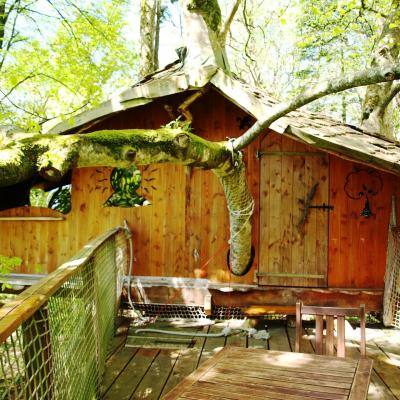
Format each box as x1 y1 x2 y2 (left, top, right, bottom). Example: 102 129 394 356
0 128 232 187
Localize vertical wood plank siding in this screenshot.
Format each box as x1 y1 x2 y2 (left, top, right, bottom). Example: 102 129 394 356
328 156 400 288
0 90 259 285
0 89 399 289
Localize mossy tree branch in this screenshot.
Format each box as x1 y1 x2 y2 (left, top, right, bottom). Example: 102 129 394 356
0 128 233 187
234 63 400 150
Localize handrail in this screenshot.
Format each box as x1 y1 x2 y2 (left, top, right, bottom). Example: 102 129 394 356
0 226 123 342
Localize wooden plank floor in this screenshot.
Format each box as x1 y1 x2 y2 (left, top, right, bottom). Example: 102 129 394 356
101 318 400 400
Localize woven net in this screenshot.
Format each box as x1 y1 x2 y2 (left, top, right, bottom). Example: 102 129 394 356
0 229 126 399
214 156 254 276
383 226 400 328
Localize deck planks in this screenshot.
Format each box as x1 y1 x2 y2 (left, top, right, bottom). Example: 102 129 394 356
101 319 400 400
160 325 209 397
103 348 160 400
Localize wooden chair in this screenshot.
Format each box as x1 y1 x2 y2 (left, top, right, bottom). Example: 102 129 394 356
295 302 366 358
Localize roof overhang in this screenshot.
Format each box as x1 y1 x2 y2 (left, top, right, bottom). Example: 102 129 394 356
46 64 400 176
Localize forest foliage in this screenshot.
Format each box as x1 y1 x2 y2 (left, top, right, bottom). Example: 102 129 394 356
1 0 399 136
0 0 137 131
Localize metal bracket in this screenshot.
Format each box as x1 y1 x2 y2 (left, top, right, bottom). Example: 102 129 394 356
309 203 334 211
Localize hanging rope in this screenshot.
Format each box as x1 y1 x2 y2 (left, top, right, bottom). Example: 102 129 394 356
213 151 255 276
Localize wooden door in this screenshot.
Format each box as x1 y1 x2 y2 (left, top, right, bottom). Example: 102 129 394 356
258 133 329 287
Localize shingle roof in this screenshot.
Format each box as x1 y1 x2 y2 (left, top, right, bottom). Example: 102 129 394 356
46 62 400 175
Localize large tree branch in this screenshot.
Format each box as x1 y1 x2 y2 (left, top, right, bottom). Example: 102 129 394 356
0 128 232 187
0 0 20 69
218 0 242 47
233 63 400 150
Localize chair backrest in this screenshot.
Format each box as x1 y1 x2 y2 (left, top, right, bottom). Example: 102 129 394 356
295 302 366 358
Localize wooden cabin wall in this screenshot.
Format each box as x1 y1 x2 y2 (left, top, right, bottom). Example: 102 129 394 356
0 90 260 285
328 156 400 289
1 87 399 292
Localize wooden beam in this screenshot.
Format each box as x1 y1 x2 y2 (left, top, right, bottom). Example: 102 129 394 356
0 216 65 221
211 288 383 312
256 272 325 279
124 277 383 313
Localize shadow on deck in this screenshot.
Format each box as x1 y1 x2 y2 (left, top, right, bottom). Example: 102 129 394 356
101 318 400 400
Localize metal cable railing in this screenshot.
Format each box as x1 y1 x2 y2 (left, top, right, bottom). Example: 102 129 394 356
0 227 127 400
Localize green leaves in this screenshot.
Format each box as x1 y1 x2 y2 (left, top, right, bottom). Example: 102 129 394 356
0 255 22 290
0 0 137 130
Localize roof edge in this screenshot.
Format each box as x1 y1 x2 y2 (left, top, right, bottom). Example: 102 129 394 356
45 63 219 135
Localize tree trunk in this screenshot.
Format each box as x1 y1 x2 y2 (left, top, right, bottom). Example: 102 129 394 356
361 2 400 139
139 0 159 77
153 0 161 70
180 0 230 71
0 0 6 51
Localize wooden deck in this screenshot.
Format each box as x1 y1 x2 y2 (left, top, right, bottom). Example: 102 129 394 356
101 318 400 400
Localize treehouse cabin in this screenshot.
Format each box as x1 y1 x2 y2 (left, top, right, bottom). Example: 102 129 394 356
2 63 400 318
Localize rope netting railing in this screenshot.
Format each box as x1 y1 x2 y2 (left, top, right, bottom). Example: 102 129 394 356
383 226 400 329
0 227 127 400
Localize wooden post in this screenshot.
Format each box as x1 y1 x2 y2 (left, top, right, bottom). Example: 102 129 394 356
315 315 324 355
360 304 366 358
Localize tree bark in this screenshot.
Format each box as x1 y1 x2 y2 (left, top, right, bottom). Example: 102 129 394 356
139 0 159 77
180 0 230 71
234 62 400 150
361 2 400 139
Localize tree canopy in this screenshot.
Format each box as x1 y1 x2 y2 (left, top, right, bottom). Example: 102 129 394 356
0 0 137 130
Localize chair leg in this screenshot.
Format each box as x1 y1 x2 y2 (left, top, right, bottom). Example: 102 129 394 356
360 304 366 357
295 302 302 353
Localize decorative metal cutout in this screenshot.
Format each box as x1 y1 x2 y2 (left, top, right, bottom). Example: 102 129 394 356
104 165 150 208
344 168 383 218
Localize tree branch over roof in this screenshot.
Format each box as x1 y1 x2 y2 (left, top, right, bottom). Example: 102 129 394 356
233 63 400 150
